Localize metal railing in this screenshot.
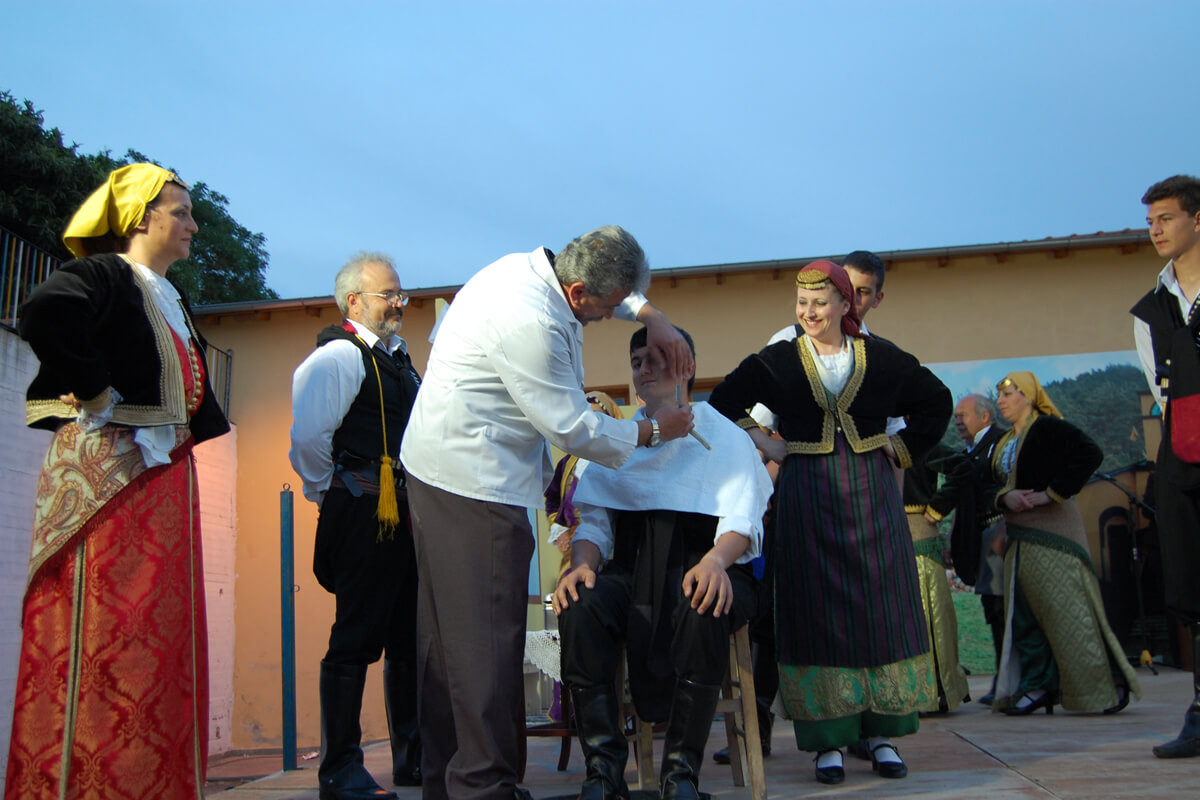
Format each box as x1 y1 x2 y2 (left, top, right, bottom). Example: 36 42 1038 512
1 224 62 330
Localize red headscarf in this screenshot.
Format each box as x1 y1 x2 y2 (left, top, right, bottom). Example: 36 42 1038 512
795 259 863 338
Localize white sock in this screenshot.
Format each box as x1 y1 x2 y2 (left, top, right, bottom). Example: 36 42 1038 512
1014 689 1046 709
867 737 901 764
816 749 843 768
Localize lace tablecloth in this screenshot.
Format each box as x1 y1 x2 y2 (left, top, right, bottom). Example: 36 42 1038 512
524 630 563 683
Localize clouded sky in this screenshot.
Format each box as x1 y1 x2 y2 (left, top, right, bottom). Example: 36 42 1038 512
4 1 1194 298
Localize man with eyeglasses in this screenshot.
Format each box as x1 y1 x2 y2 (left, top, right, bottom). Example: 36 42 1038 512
290 252 423 800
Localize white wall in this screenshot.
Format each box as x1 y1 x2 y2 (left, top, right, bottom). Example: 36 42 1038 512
0 328 51 792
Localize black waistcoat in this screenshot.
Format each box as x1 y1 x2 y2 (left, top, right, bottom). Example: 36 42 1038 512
1131 286 1200 487
317 323 421 463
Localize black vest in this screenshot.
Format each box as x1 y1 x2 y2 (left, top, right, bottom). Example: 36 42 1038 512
1131 286 1200 487
316 323 421 464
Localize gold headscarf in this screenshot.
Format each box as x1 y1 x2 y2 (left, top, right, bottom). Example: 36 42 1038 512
63 163 188 258
997 371 1062 418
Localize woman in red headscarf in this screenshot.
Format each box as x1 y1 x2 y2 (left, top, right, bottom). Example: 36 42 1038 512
710 260 951 784
987 371 1140 716
6 164 229 800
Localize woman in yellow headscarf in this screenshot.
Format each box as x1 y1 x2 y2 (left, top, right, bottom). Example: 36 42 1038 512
988 371 1140 716
6 164 229 800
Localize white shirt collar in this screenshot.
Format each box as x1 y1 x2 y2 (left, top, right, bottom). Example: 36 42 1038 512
344 319 407 355
972 424 993 448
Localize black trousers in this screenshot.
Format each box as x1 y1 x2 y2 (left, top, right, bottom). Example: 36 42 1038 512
1157 480 1200 623
559 561 756 723
314 486 418 666
407 476 533 800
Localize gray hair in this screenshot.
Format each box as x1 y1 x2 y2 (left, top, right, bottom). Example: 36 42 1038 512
964 393 1000 424
334 251 396 316
554 225 649 298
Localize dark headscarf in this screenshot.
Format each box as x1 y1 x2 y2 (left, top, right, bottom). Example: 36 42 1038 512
794 259 863 338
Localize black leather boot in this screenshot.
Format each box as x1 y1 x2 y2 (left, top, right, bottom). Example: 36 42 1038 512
659 679 721 800
569 684 630 800
1154 622 1200 758
319 661 398 800
384 659 422 786
755 696 773 756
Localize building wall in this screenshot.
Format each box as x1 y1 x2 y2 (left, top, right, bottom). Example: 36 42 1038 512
195 240 1161 751
0 329 51 789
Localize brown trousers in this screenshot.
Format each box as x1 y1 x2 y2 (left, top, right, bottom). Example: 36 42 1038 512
407 475 534 800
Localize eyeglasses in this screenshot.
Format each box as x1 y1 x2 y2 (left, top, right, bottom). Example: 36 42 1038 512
357 290 409 306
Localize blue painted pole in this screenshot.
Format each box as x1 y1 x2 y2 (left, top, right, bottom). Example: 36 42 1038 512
280 484 298 771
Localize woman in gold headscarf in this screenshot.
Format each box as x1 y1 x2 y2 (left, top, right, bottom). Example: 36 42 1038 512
6 164 230 800
710 261 952 784
988 371 1139 716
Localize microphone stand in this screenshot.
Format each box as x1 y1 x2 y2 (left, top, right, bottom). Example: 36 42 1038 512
1094 471 1158 674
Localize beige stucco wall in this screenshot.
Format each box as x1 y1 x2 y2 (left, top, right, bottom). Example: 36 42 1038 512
196 240 1159 751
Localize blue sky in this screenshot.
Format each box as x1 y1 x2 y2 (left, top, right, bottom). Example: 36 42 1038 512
3 1 1196 298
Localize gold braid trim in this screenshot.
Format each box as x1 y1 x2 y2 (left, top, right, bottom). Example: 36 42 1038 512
353 334 400 540
795 269 832 289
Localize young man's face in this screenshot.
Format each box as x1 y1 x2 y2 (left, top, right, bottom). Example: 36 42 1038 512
846 266 884 320
1146 197 1200 263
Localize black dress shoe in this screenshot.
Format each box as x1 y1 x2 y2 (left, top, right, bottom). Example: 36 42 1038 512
813 749 844 784
870 743 907 779
977 691 995 706
1153 736 1200 758
1001 691 1054 716
1103 679 1131 715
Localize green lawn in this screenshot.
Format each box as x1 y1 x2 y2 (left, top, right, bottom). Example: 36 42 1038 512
953 591 996 677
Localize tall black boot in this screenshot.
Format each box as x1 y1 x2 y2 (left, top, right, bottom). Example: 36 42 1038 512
319 661 398 800
660 679 721 800
1154 622 1200 758
755 696 773 756
569 684 630 800
384 659 422 786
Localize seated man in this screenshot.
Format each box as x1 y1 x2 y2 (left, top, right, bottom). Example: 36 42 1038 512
554 326 773 800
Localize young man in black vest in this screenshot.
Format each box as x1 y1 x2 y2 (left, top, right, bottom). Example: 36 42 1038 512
1131 175 1200 759
290 253 423 798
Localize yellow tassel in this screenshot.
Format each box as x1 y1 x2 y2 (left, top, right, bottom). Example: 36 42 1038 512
376 455 400 541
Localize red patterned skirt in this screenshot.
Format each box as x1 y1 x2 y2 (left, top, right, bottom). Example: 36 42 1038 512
4 443 208 800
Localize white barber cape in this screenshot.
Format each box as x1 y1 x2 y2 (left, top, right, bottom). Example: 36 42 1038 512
572 402 773 563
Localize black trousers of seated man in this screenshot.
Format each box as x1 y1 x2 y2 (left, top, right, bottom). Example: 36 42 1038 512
560 510 756 797
314 485 421 794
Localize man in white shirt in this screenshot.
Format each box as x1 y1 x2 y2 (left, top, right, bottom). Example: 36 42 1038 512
1131 175 1200 759
290 253 423 800
553 325 772 800
400 226 695 800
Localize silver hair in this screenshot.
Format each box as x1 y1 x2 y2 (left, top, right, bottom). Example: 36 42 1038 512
333 251 396 316
966 393 1000 423
553 225 649 298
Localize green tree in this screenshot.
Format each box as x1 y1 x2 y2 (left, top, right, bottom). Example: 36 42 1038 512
0 91 276 302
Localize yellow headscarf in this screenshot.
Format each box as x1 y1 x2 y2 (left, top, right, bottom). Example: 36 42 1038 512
997 371 1062 418
62 163 188 258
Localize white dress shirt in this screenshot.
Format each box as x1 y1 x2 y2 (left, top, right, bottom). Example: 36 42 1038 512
289 319 409 504
400 247 644 507
1134 259 1194 412
571 403 772 563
